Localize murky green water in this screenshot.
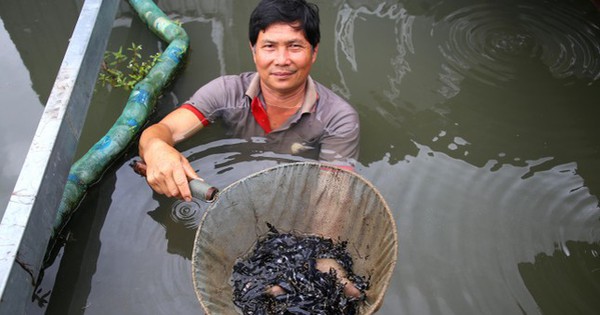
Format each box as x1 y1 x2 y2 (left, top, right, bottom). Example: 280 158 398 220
3 0 599 314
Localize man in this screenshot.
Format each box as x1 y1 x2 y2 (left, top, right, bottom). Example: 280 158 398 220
139 0 360 202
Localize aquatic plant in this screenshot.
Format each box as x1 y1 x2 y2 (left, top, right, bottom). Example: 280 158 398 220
98 43 161 91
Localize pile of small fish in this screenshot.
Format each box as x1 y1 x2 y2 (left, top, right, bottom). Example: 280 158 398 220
231 223 369 314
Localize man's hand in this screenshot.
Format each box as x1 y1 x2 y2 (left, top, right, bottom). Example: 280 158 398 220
143 139 199 201
138 108 204 201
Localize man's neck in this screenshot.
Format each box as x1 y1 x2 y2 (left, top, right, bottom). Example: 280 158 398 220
260 81 306 109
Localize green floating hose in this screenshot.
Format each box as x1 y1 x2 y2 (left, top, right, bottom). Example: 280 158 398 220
53 0 189 239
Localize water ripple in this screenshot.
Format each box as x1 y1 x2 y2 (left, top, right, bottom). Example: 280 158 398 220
361 143 600 314
434 1 600 86
170 198 205 230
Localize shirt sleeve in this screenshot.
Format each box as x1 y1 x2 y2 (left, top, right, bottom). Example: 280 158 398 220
183 75 243 123
180 104 210 126
318 110 360 168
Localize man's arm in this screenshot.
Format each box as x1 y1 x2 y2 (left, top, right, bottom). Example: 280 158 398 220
139 107 204 201
319 111 360 170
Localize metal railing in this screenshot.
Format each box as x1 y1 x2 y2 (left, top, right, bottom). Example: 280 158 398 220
0 0 119 313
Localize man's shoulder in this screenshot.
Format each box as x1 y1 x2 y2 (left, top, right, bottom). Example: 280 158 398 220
313 80 357 116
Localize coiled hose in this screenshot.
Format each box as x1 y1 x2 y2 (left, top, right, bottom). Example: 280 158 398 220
51 0 189 242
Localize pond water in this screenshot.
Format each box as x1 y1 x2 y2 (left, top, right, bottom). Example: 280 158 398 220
7 0 600 314
0 0 81 217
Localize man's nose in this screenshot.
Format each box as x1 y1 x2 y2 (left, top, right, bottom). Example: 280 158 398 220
275 48 291 65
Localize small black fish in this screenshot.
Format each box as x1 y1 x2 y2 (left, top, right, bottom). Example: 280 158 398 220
231 223 369 315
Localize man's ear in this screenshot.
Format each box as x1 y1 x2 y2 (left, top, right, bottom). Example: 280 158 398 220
250 42 257 64
311 44 319 63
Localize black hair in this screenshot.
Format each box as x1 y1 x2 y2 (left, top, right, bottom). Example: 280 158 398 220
249 0 320 48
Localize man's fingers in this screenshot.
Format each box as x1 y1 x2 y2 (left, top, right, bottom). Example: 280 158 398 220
164 177 180 199
182 160 200 181
173 166 192 201
146 171 166 196
141 153 199 201
146 166 182 199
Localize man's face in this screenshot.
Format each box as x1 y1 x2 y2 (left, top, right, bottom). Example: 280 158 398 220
252 22 318 96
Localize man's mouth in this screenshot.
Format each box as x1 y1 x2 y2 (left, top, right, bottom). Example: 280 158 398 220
271 70 295 78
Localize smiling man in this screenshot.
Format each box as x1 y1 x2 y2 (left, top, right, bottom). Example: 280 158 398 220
139 0 360 201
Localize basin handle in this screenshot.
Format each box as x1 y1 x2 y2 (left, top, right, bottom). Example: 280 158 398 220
130 159 218 202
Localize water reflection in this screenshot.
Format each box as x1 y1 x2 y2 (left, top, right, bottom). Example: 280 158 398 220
519 241 600 314
159 1 235 77
147 196 208 259
0 0 80 104
361 142 600 314
0 0 80 218
333 2 415 101
0 17 44 215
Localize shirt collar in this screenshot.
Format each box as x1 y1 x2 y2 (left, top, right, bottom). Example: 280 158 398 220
245 73 318 114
